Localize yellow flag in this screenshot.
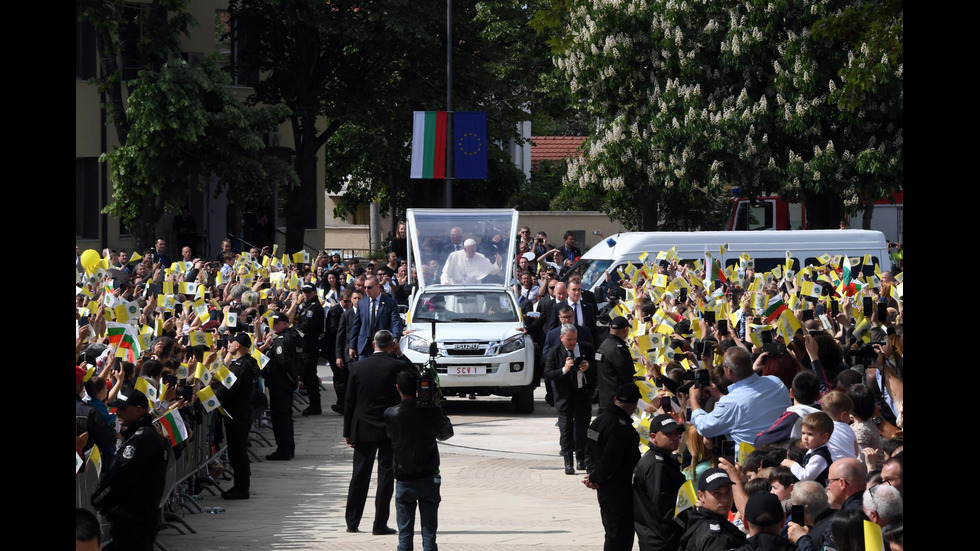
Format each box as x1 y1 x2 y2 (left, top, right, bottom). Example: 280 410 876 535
675 480 697 516
737 441 755 464
863 520 884 551
86 444 103 477
635 417 652 448
197 386 221 412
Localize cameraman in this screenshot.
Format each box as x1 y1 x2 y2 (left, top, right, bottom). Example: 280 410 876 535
385 369 454 551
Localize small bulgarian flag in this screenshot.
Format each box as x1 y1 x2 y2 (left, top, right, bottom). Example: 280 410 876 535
106 322 127 348
156 408 189 447
764 296 787 323
836 256 863 297
709 259 727 283
410 111 448 179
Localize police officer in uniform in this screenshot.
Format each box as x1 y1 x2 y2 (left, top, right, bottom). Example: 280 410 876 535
596 316 635 410
297 283 325 415
260 312 300 460
679 468 747 551
91 388 168 551
583 383 642 551
212 332 260 499
633 414 687 550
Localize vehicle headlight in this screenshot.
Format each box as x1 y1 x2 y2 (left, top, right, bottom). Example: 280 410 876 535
406 334 430 354
498 334 525 354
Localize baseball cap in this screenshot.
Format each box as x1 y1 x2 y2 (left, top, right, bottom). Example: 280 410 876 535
699 467 735 492
609 316 629 330
744 492 784 527
109 388 150 410
614 383 641 403
650 413 681 434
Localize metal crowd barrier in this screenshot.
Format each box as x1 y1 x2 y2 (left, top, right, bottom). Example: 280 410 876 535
75 390 297 546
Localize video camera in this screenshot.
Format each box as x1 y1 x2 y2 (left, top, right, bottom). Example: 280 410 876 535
417 320 444 409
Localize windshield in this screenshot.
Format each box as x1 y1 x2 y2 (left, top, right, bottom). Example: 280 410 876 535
406 209 519 289
413 290 519 323
563 259 614 291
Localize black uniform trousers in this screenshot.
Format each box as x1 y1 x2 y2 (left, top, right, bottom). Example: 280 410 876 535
269 385 295 456
300 353 321 407
331 361 348 410
599 487 635 551
556 389 592 458
346 438 394 531
224 414 252 490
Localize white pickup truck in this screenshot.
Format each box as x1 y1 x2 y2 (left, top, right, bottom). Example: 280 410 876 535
399 209 536 412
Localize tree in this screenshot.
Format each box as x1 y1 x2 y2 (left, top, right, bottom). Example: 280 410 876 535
233 0 555 241
78 0 296 249
103 57 297 247
549 0 902 231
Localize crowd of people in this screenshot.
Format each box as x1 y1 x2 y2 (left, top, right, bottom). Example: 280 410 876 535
75 224 904 551
545 240 905 551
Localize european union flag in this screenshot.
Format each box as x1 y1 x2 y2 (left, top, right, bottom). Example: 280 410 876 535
453 111 488 180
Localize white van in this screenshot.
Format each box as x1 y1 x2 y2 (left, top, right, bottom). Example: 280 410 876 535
564 230 892 299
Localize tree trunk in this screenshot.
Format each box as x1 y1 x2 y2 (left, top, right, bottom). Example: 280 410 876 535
285 147 316 253
861 196 875 230
636 192 659 231
803 193 844 229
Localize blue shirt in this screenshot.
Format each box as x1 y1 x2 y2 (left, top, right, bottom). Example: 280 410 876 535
691 373 791 447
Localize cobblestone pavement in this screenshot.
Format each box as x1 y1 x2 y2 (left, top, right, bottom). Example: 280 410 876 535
157 366 631 550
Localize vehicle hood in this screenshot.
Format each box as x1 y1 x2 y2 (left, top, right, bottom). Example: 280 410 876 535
403 321 522 342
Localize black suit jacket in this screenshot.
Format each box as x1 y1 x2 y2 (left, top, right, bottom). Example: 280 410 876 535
548 299 598 342
343 352 412 443
336 306 356 364
349 293 402 358
543 340 597 400
323 304 344 362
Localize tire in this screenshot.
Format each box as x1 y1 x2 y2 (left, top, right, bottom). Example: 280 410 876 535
512 386 534 414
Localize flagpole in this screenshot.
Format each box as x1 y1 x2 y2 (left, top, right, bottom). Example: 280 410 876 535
445 0 453 208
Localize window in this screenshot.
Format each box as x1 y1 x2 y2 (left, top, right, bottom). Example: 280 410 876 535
76 159 100 240
734 200 775 231
75 4 97 80
216 10 259 87
120 3 163 81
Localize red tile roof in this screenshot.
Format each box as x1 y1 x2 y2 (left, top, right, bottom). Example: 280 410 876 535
530 136 586 169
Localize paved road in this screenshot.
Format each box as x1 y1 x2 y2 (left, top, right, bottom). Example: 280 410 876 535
157 366 627 550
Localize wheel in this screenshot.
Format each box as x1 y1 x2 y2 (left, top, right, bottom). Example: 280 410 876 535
512 386 534 413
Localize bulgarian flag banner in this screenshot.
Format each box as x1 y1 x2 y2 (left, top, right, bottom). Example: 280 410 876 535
156 408 189 447
410 111 448 179
764 296 787 323
709 259 727 284
836 256 863 297
106 321 142 361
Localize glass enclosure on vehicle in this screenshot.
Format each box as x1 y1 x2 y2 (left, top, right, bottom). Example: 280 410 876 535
406 209 520 289
412 289 520 323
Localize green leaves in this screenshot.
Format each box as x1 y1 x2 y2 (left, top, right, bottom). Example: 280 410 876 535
103 56 296 240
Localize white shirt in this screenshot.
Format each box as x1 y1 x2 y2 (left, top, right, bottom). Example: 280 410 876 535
827 420 859 461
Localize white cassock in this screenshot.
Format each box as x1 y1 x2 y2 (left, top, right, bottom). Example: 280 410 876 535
441 250 501 284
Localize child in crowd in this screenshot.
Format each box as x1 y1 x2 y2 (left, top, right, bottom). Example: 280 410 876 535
781 412 834 485
820 390 859 461
84 375 116 428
